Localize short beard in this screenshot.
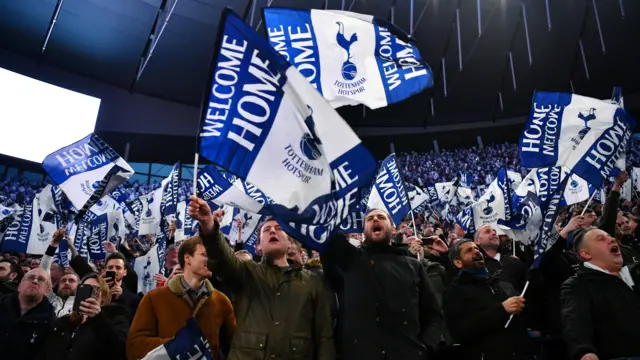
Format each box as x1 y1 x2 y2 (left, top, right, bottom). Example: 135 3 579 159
364 229 392 244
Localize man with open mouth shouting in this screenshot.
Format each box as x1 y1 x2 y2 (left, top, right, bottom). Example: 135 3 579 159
560 228 640 360
321 208 443 360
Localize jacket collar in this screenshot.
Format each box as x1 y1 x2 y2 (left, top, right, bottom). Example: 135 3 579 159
361 239 407 255
168 274 215 317
8 293 54 319
259 256 302 271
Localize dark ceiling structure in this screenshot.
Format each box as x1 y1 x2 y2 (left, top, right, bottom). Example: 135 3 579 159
1 0 639 133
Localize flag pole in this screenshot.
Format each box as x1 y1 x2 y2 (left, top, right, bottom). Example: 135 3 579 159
504 280 529 328
581 191 597 216
410 210 423 261
192 153 199 198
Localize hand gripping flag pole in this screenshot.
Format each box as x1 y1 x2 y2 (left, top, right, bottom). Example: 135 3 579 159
192 153 199 198
504 281 530 328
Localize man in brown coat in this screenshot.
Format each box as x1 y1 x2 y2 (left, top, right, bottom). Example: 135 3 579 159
127 236 236 360
189 196 335 360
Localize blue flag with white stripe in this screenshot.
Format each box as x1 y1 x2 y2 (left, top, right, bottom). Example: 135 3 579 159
367 154 410 225
161 162 180 221
0 196 60 255
42 134 134 218
197 10 376 251
141 318 213 360
519 92 635 187
263 8 433 110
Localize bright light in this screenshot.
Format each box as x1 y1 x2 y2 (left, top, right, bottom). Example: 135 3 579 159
0 67 101 163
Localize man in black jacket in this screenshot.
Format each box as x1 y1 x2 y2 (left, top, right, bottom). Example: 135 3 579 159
474 224 527 292
560 228 640 360
443 240 535 360
0 268 55 360
322 208 443 360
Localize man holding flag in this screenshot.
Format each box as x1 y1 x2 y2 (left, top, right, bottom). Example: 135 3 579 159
189 196 334 360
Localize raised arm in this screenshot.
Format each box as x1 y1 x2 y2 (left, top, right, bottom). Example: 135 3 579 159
188 196 251 291
40 227 65 301
320 232 360 271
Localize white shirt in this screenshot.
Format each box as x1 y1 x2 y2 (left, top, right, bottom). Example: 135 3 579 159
583 262 635 289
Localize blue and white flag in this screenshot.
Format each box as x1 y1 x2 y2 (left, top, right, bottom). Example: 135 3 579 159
516 176 569 268
560 174 596 206
80 211 126 261
367 154 410 225
160 162 180 221
42 134 134 218
263 8 433 109
0 196 60 255
406 184 429 214
519 92 635 187
435 181 457 205
227 209 264 248
424 184 440 205
139 190 162 236
196 165 267 214
458 172 475 188
124 198 144 233
338 208 365 233
510 166 569 231
135 235 166 294
178 201 199 241
86 195 122 219
141 318 213 360
53 236 69 268
456 187 475 207
197 10 376 251
456 168 512 233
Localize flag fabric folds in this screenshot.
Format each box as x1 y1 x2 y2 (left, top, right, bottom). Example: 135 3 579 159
560 174 596 206
141 318 214 360
456 168 513 234
196 165 267 214
367 154 410 225
263 8 433 110
42 134 134 218
197 9 376 251
519 92 635 187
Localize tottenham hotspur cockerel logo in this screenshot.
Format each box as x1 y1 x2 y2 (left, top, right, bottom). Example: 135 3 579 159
336 22 359 81
577 108 596 140
482 194 496 216
299 106 323 161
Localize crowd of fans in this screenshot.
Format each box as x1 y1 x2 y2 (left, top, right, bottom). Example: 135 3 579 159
1 140 640 360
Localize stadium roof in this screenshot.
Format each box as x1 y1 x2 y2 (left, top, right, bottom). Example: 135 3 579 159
1 0 639 132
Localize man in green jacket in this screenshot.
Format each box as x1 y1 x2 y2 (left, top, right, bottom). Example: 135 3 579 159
189 196 335 360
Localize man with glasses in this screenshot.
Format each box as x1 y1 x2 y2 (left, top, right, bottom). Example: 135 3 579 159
0 268 55 360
